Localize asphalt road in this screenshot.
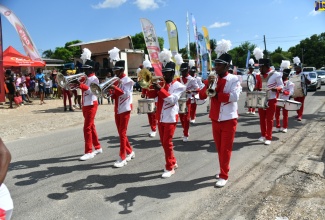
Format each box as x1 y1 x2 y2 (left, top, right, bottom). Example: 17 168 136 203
4 86 325 220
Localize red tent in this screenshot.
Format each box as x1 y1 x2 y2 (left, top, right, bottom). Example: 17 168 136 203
3 46 46 67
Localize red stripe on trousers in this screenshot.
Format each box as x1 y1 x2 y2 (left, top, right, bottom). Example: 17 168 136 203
294 96 305 118
190 103 197 120
115 111 133 160
82 103 101 153
258 99 277 140
158 122 177 171
212 118 238 180
275 106 289 129
147 112 157 132
179 101 191 137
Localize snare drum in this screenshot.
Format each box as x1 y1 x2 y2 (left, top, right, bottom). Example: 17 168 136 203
245 91 267 108
178 98 188 114
284 100 302 111
291 74 307 98
194 94 207 105
137 99 156 114
276 99 286 108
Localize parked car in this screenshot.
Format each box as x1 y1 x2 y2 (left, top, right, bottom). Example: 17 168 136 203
315 70 325 85
303 67 316 72
289 71 296 77
307 72 322 91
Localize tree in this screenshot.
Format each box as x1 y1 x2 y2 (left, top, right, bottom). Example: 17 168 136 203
42 49 53 58
228 41 257 67
42 40 82 62
131 32 164 55
51 47 73 62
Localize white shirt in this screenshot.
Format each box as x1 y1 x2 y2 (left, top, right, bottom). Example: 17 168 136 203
279 80 294 100
0 184 13 211
180 75 199 99
116 76 134 114
262 70 284 100
83 74 99 106
18 87 28 95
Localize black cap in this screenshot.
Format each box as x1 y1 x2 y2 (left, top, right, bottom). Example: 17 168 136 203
149 67 154 72
82 60 95 69
5 69 11 75
215 53 232 65
113 60 125 70
189 66 197 72
162 61 175 73
294 63 302 68
258 58 271 67
180 62 189 71
283 69 291 74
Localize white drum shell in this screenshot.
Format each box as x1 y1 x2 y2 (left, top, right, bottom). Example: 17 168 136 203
276 99 286 108
194 94 207 105
284 100 302 111
178 98 188 114
137 99 156 114
245 91 267 108
291 75 306 98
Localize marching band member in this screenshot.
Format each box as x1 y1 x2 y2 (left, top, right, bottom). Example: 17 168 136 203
176 54 199 142
78 48 102 161
293 56 311 121
108 47 135 168
254 47 283 145
199 40 241 187
141 60 158 137
275 61 294 133
246 58 261 115
189 60 204 123
154 49 186 178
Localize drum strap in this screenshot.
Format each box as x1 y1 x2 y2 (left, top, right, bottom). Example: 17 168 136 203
261 70 275 90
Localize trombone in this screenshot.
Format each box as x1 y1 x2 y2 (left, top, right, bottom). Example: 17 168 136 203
206 71 218 97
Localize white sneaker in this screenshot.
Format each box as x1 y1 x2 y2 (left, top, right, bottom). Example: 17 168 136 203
113 158 127 168
190 119 195 124
93 148 103 155
183 136 189 142
164 163 178 172
276 127 283 132
162 169 175 178
246 111 251 114
79 153 94 161
251 111 256 115
264 140 271 145
216 174 220 179
148 131 156 137
215 178 228 187
126 151 135 162
282 128 288 133
258 136 266 142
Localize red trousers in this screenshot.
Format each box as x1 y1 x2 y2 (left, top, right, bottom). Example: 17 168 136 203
179 102 191 137
147 112 157 132
115 111 132 160
63 89 72 108
275 107 288 129
212 119 237 180
190 103 197 120
82 103 101 153
258 99 277 141
248 107 255 112
158 122 177 171
294 96 305 118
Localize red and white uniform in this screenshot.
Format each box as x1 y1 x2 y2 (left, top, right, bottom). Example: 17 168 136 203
190 76 204 120
141 86 158 132
294 71 311 119
111 74 134 160
257 69 283 141
79 73 102 154
177 75 199 137
275 79 294 129
156 80 186 171
199 72 241 180
248 71 262 112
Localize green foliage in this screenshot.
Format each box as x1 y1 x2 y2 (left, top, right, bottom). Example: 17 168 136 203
228 41 257 67
51 47 73 62
43 40 82 62
131 32 164 54
42 49 53 58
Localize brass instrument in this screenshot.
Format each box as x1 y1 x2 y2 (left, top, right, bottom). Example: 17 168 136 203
138 68 165 89
206 72 217 97
56 72 87 90
90 77 120 99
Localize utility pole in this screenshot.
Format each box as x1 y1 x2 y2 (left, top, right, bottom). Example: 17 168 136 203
263 35 267 58
301 48 304 64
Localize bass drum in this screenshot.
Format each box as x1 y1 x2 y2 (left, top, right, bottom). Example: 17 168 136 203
291 74 307 98
247 74 256 92
137 99 156 114
194 94 207 105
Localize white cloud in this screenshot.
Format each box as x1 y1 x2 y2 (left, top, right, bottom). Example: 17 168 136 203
134 0 159 10
220 34 226 37
294 16 298 20
92 0 127 9
254 35 259 38
209 22 230 28
309 9 321 16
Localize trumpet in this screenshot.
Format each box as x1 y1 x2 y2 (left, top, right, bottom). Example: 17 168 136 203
206 72 218 97
57 72 87 90
90 77 119 99
138 68 165 90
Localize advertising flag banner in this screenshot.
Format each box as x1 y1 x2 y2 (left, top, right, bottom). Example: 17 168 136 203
140 18 162 76
186 12 191 59
202 26 212 71
0 16 4 102
0 4 44 63
198 32 208 80
191 14 200 69
246 50 251 68
165 20 179 58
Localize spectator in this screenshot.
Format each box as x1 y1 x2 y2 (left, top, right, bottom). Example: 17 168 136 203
61 70 74 112
18 83 32 104
35 68 46 105
44 77 52 99
51 71 58 99
0 138 14 220
97 79 105 105
4 70 16 109
15 72 22 89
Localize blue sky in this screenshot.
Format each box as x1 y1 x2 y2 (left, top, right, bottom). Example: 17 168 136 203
1 0 324 57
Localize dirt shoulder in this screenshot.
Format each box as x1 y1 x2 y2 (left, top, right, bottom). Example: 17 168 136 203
0 92 142 142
